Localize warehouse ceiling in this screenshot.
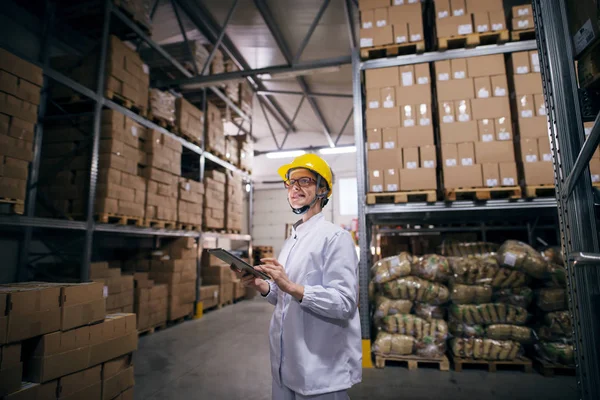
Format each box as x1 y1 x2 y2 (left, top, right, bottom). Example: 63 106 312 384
150 0 357 154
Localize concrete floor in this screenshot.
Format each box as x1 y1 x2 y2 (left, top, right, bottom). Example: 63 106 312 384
134 298 578 400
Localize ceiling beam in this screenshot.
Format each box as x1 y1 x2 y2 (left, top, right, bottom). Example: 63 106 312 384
257 89 352 98
344 0 357 50
253 0 335 147
293 0 331 63
200 0 239 76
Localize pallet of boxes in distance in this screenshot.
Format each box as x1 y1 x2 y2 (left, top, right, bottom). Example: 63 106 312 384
201 251 236 308
365 62 438 204
0 49 44 215
358 0 425 59
510 4 536 41
225 170 243 234
434 0 509 50
0 280 137 399
437 54 521 201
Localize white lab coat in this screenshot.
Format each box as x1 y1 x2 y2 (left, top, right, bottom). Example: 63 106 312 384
264 212 362 396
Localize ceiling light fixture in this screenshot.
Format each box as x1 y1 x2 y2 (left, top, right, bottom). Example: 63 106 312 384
319 146 356 155
265 150 307 159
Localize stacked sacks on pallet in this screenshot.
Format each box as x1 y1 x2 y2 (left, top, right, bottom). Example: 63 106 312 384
371 253 450 359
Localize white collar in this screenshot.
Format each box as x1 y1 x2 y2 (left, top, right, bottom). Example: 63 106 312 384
292 212 324 238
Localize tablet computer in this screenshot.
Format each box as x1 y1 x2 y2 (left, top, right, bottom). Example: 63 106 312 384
207 248 270 280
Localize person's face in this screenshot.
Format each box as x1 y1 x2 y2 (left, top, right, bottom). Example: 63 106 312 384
286 169 317 208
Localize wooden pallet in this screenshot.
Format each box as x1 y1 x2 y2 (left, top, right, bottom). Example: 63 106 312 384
511 28 536 42
451 354 533 373
144 219 177 230
0 198 24 215
149 113 177 132
367 190 437 205
105 90 146 117
176 223 201 231
536 358 576 377
224 228 242 234
138 323 166 337
374 353 450 371
168 311 194 325
179 131 202 147
219 299 234 308
444 186 522 201
438 30 509 50
525 184 556 198
360 41 425 60
96 213 145 227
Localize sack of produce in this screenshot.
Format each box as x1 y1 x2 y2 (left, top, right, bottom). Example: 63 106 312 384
450 338 522 360
449 303 528 326
413 302 445 321
540 246 564 265
382 276 450 305
497 240 548 279
371 253 412 284
486 324 532 344
374 296 413 321
438 241 499 257
537 288 567 312
537 311 572 341
448 318 485 338
449 256 529 288
415 336 446 359
411 254 451 283
535 341 575 366
492 287 534 309
382 314 448 341
545 263 567 288
372 332 415 356
450 283 492 304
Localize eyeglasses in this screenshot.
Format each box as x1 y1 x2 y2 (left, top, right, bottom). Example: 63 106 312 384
284 177 316 189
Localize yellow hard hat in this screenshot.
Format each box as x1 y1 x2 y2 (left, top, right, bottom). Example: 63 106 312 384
277 153 333 198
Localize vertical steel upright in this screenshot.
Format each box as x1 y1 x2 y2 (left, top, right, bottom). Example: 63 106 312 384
533 1 600 398
81 0 112 282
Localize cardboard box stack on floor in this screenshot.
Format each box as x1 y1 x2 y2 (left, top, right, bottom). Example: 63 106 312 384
133 273 168 332
51 36 149 114
149 238 198 321
511 4 534 32
201 252 235 307
91 262 135 314
435 0 506 38
143 130 182 224
439 54 517 189
198 285 220 311
39 110 148 219
510 51 555 186
366 63 436 193
175 97 204 145
0 49 42 205
177 177 204 228
204 170 226 230
206 101 225 156
226 171 243 232
358 0 424 48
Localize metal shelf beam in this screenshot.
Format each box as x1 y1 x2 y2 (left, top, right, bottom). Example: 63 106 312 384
366 198 557 215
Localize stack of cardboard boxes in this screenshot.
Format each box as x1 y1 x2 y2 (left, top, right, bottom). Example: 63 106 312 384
40 110 148 219
91 262 135 314
585 122 600 184
175 97 204 145
434 0 506 38
143 130 182 225
239 81 254 116
438 54 518 189
206 102 226 156
237 135 254 173
510 51 555 186
204 170 226 230
0 49 42 206
177 177 204 228
359 0 424 48
133 273 168 332
366 63 436 192
149 89 176 126
198 285 220 311
201 252 235 307
511 4 534 32
225 171 243 232
225 136 240 167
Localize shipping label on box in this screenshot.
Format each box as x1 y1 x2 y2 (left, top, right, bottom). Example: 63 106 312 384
399 66 415 86
366 88 380 109
409 19 424 42
414 63 430 84
361 9 374 29
383 168 399 192
491 75 508 97
513 16 534 30
417 103 431 126
435 0 451 19
374 7 388 27
538 137 553 162
511 52 531 75
381 87 396 108
482 163 500 187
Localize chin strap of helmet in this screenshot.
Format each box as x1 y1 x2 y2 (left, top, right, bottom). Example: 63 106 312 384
288 175 329 215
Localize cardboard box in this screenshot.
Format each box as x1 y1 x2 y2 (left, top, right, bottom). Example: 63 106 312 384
417 103 432 126
442 143 458 167
402 147 419 169
420 146 436 168
474 76 492 98
521 138 540 163
439 121 477 144
478 119 496 142
436 78 475 101
455 99 471 122
458 142 475 166
397 125 435 147
0 362 22 397
374 7 389 27
475 141 515 163
513 16 534 30
366 67 400 88
361 9 374 29
474 12 490 33
496 117 513 141
538 137 553 162
367 128 382 150
489 10 506 31
383 167 400 192
523 162 554 185
439 101 455 124
566 0 600 56
409 18 424 42
400 168 436 190
491 75 508 97
5 381 58 400
359 26 393 47
467 55 506 78
590 159 600 183
517 94 535 119
534 94 547 116
366 88 380 109
359 0 391 11
450 0 466 16
443 165 483 188
451 59 468 80
414 64 430 84
518 116 548 138
102 355 134 400
58 365 102 400
395 83 432 104
435 0 451 19
393 23 408 44
366 107 400 129
390 2 422 21
382 127 397 149
512 4 532 17
471 97 511 120
482 163 500 187
400 104 416 127
435 60 451 81
514 73 543 95
436 15 473 37
381 87 396 108
500 162 518 186
511 52 531 75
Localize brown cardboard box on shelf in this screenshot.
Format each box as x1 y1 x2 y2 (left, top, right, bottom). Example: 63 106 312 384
458 142 475 166
436 15 473 38
450 0 466 16
474 77 492 99
523 162 554 185
200 285 219 310
417 103 432 126
512 16 534 31
441 143 458 168
5 381 59 399
436 78 474 101
466 55 506 78
471 97 511 120
489 10 506 31
57 365 102 400
451 58 467 80
0 70 41 106
400 104 415 127
402 147 419 170
400 168 436 191
393 23 409 44
409 16 424 42
380 87 396 108
395 83 432 104
439 101 455 124
435 60 451 81
366 88 380 109
389 3 422 25
455 99 472 122
500 162 518 186
473 12 490 33
175 97 203 144
359 26 393 47
510 52 531 75
366 107 401 129
517 94 535 119
513 73 543 95
367 150 386 192
366 67 399 88
0 343 22 397
397 125 435 148
382 127 397 149
566 0 600 56
521 138 540 163
443 165 483 188
435 0 451 19
496 117 513 141
358 0 390 11
219 282 234 305
367 128 382 150
518 116 548 138
491 75 508 97
534 94 547 116
414 63 430 84
482 163 500 187
440 121 478 144
102 355 134 400
374 7 389 27
383 167 400 192
475 141 515 164
420 146 436 168
399 66 415 86
361 9 374 28
478 119 495 142
0 49 43 87
538 137 553 162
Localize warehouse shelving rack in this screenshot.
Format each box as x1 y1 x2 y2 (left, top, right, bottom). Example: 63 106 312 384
0 0 253 293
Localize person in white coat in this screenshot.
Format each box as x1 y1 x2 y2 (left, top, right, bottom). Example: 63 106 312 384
236 153 362 400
